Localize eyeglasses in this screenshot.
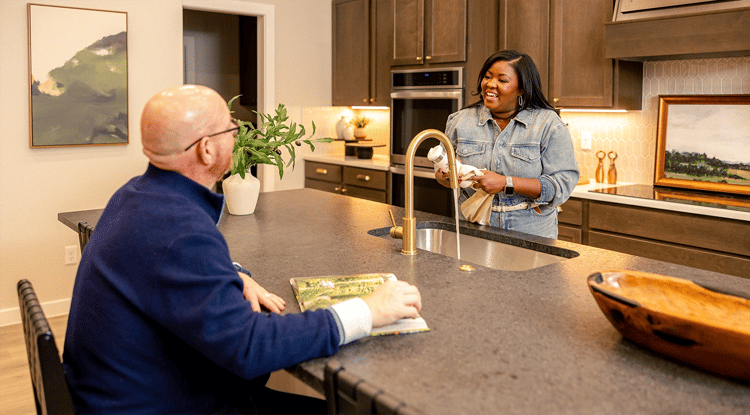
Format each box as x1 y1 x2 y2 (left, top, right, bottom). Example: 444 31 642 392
183 119 241 151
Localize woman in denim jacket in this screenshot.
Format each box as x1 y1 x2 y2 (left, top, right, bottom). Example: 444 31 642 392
436 50 579 239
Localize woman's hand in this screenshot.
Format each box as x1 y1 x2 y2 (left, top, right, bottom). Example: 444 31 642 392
435 168 453 188
468 170 505 194
238 271 286 314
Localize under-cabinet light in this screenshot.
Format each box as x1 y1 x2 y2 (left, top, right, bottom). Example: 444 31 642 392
558 109 628 113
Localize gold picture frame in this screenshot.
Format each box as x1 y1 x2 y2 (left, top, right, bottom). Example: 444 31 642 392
654 95 750 195
28 4 128 148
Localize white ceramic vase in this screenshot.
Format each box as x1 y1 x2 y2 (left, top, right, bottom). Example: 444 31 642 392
223 171 260 215
335 116 350 139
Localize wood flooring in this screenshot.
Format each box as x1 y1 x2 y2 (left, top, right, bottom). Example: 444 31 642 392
0 314 321 415
0 314 67 415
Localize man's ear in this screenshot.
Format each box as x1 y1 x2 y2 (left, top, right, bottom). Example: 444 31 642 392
196 137 216 167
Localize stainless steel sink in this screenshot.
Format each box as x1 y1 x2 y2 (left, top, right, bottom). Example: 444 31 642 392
369 223 578 271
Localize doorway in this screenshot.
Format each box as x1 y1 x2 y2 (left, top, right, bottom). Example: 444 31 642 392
182 0 276 191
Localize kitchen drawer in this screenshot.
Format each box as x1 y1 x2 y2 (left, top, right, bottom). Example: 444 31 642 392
305 161 342 183
343 167 387 191
558 225 582 243
344 185 387 203
305 178 341 195
588 201 750 257
589 230 750 278
558 199 582 226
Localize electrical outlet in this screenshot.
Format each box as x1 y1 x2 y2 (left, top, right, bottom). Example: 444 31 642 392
581 131 592 151
65 245 78 265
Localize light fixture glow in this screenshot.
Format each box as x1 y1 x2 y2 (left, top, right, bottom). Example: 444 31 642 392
558 108 628 113
351 106 389 110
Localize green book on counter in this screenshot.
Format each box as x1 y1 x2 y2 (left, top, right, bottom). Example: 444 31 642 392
290 273 429 336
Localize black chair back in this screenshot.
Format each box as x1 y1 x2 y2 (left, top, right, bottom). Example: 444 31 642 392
17 279 75 415
324 360 423 415
77 221 94 252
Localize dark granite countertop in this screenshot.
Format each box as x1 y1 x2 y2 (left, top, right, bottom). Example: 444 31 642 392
59 189 750 414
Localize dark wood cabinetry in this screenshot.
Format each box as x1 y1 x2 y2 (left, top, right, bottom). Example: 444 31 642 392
558 198 750 278
391 0 467 66
332 0 392 106
499 0 642 110
305 161 388 203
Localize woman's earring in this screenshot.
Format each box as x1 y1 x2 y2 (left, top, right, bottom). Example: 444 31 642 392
518 95 524 108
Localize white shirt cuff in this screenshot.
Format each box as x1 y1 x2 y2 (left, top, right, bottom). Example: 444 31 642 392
327 298 372 345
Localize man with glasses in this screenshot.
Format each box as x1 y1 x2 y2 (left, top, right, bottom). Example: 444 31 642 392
63 85 422 414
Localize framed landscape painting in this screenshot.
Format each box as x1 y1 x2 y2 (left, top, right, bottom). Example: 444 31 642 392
654 95 750 195
28 4 128 147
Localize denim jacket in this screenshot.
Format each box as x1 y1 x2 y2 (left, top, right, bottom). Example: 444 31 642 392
445 104 579 238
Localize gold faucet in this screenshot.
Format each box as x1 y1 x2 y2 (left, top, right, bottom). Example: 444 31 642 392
390 129 459 255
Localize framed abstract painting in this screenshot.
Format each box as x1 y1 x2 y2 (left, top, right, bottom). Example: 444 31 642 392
654 95 750 195
28 4 128 147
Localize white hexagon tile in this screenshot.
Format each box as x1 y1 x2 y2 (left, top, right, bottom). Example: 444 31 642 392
563 57 750 185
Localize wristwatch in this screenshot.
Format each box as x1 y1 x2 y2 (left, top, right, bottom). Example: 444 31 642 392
504 176 514 195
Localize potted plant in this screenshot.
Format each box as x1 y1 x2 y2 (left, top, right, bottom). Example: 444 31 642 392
351 116 370 140
222 96 332 215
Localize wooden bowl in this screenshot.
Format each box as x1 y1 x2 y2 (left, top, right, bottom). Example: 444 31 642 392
588 270 750 381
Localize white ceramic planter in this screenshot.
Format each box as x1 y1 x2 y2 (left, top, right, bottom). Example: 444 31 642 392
223 171 260 215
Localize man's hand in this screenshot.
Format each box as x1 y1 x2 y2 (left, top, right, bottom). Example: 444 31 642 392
362 281 422 328
237 272 286 314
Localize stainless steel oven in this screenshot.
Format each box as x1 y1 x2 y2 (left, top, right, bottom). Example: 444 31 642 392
390 67 463 168
389 67 463 217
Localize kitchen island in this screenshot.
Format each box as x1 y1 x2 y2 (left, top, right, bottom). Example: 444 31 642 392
59 189 750 414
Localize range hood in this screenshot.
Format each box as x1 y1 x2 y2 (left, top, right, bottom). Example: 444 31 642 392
605 7 750 61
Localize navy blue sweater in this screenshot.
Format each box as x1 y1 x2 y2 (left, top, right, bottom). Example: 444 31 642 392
63 165 340 413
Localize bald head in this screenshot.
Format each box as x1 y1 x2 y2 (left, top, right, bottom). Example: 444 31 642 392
141 85 230 170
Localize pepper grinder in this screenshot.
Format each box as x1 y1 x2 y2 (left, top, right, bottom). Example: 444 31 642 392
595 151 606 183
607 151 618 184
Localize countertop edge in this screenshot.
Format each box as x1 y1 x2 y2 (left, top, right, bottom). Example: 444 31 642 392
302 154 750 222
572 180 750 222
303 154 390 171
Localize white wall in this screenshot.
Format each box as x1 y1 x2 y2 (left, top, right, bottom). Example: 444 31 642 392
250 0 333 191
0 0 333 323
0 0 184 323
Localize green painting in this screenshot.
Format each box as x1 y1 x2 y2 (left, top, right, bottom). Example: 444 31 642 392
28 4 128 147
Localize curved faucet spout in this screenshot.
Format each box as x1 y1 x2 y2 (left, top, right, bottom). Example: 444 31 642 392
401 129 459 255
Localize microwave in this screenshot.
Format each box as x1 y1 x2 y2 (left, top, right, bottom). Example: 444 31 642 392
389 67 464 169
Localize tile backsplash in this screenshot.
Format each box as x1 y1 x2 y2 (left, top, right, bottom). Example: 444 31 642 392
563 56 749 184
306 56 749 184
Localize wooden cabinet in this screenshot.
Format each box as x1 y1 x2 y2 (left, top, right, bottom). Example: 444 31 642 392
391 0 467 66
332 0 392 106
305 161 388 203
499 0 642 110
559 197 750 279
557 198 583 243
497 0 550 97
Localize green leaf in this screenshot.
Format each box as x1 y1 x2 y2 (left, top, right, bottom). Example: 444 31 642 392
226 96 332 179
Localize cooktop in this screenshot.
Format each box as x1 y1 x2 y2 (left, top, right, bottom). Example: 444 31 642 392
588 184 750 213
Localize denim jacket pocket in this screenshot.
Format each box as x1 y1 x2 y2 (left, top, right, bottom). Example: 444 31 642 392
510 144 541 163
456 142 487 167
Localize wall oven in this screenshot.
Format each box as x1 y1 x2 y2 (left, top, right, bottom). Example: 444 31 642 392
389 67 463 217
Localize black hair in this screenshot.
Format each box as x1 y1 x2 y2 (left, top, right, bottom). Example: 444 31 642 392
469 50 554 112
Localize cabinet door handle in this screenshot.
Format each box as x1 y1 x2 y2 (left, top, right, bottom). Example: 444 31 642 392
341 188 348 194
363 99 368 104
315 168 328 175
356 174 371 181
416 56 422 61
553 98 559 103
425 55 432 60
334 186 341 192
